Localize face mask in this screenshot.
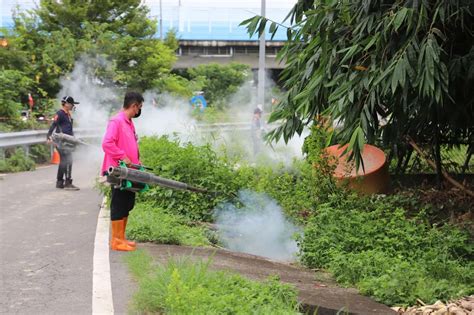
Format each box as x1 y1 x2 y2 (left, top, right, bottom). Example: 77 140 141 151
134 108 141 118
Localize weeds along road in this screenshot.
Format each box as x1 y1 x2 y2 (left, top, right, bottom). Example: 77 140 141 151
0 151 133 314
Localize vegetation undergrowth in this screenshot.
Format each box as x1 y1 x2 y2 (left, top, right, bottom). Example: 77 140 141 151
130 133 472 306
139 135 239 222
298 193 474 306
126 203 213 247
0 147 36 172
0 144 51 173
125 250 300 314
298 126 474 305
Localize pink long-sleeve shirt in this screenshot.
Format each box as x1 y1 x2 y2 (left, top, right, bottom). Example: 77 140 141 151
101 111 140 174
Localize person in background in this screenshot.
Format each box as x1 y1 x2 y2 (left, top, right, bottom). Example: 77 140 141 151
46 96 80 190
251 105 264 156
101 91 144 252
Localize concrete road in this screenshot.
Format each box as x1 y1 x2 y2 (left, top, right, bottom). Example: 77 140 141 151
0 152 133 315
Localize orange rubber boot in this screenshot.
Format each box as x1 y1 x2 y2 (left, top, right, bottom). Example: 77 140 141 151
123 217 136 248
110 219 135 251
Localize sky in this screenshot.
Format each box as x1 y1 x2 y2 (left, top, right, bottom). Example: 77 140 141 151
1 0 297 40
149 0 295 8
0 0 297 20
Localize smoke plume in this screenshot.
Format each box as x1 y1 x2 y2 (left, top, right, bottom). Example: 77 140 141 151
214 190 300 262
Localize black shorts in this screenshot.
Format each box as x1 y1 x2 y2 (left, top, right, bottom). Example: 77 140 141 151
110 188 136 221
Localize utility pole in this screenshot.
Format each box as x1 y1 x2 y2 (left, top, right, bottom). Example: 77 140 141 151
159 0 163 40
257 0 266 109
178 0 183 32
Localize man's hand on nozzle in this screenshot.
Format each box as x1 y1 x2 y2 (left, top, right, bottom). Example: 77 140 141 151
122 157 132 166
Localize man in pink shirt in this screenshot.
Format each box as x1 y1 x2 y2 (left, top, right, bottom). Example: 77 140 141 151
102 92 143 251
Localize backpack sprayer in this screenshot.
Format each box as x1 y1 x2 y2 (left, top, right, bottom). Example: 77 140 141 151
106 161 210 194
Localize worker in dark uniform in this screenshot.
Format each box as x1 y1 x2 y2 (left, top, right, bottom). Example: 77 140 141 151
46 96 80 190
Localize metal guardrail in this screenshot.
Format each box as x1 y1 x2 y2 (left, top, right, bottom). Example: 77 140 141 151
0 128 103 149
194 122 254 132
193 122 278 133
0 123 276 149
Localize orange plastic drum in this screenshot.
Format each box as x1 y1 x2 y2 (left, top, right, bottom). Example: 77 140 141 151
325 144 390 194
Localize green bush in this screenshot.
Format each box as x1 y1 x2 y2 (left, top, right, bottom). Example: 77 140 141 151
132 135 473 306
126 203 212 247
298 194 474 305
0 70 34 130
138 135 333 223
190 106 230 123
125 250 300 314
30 144 50 164
0 148 35 172
187 63 251 107
232 124 338 222
234 162 323 223
0 123 14 132
139 136 239 222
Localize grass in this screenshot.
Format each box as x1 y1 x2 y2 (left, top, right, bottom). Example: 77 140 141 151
298 194 474 305
118 136 473 307
126 202 213 247
125 250 301 314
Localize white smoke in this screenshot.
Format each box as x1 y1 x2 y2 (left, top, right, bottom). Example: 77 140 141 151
57 58 120 170
138 91 197 138
58 58 307 166
202 71 308 166
214 190 300 262
55 58 308 182
57 58 199 141
55 57 205 177
57 58 304 261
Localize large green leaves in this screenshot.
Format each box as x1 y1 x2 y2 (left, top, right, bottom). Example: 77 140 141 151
241 0 474 167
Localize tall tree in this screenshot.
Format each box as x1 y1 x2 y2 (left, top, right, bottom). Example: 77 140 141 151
34 0 156 38
242 0 474 171
187 63 251 106
0 70 35 130
12 0 174 94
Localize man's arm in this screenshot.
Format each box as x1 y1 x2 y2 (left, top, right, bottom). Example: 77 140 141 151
46 113 60 140
102 120 127 161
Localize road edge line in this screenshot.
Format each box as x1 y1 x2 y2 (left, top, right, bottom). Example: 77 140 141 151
92 196 114 314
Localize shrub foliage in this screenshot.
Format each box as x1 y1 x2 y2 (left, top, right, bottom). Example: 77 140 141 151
132 135 473 306
125 251 300 314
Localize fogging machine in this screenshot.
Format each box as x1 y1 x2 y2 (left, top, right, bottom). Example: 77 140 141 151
106 161 209 194
51 132 90 146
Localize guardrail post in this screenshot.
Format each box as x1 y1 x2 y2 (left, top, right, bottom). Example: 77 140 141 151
23 145 30 157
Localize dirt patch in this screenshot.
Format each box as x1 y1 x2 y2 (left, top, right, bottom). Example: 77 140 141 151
141 243 395 315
